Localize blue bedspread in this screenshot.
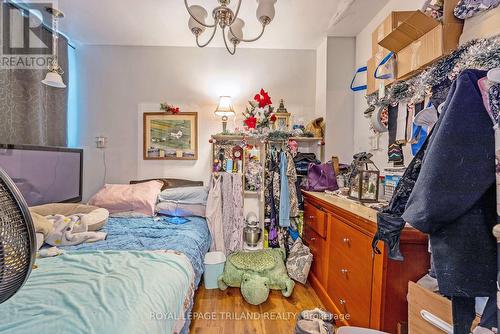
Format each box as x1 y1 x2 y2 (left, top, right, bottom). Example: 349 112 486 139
62 216 211 286
0 251 195 334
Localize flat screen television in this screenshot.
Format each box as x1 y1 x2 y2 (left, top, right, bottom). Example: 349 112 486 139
0 144 83 206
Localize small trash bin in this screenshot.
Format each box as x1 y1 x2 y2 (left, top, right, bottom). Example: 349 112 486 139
203 251 226 289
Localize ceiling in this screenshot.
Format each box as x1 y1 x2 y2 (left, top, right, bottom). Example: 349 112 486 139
18 0 389 49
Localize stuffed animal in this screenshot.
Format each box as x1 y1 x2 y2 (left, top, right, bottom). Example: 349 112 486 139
217 248 295 305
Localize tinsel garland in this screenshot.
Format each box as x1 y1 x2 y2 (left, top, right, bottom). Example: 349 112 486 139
366 35 500 109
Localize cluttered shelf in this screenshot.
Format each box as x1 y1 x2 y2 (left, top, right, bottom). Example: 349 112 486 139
211 134 324 143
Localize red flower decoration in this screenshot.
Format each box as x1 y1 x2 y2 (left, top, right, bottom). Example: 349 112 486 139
244 116 257 129
254 88 272 108
172 107 180 114
270 114 277 123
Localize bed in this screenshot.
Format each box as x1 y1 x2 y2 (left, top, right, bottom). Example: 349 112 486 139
0 179 211 334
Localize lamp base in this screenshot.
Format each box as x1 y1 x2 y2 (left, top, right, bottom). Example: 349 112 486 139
222 116 229 133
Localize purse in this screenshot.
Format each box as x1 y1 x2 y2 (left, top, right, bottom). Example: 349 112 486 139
304 162 338 192
286 238 313 284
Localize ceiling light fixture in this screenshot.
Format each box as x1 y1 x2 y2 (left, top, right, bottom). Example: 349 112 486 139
184 0 277 55
41 7 66 88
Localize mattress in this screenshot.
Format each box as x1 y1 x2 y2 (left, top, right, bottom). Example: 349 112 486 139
0 250 195 334
0 216 211 334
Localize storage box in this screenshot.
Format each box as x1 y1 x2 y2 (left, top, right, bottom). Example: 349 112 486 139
395 21 463 80
372 11 413 55
378 0 463 80
378 11 440 53
459 4 500 45
408 282 452 334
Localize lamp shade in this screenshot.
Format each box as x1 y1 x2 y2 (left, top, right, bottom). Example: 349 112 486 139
228 18 245 43
215 96 235 117
41 70 66 88
188 5 208 35
256 0 277 23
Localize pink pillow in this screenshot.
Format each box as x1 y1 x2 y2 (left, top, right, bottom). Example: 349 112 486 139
89 181 163 216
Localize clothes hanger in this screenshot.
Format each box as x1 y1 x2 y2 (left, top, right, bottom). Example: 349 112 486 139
488 68 500 83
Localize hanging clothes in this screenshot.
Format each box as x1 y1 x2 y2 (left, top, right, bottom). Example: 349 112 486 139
265 149 280 248
402 70 497 334
396 101 408 143
286 151 299 218
279 150 291 227
205 175 225 253
230 174 244 253
221 173 244 255
388 104 405 164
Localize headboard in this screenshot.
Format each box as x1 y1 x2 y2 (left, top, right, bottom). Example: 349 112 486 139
130 178 204 191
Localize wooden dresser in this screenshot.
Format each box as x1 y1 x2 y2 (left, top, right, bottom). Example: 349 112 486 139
302 191 430 333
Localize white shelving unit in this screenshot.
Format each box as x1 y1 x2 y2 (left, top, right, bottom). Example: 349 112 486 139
210 134 325 250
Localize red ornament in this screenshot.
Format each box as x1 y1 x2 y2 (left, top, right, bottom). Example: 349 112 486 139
244 116 257 129
270 114 277 122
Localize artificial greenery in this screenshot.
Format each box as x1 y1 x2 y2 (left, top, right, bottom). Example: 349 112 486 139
366 35 500 110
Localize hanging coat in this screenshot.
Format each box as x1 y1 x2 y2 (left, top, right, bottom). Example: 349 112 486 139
402 69 497 297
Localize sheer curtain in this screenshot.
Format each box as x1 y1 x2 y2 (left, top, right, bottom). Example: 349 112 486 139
0 3 69 147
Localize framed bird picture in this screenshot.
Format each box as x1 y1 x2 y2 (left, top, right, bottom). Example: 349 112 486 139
143 112 198 160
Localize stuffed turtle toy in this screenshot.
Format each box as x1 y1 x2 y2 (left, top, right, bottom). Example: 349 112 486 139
217 248 295 305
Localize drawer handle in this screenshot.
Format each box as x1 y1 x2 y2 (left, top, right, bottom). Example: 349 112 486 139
340 269 349 275
342 237 350 244
310 237 317 241
339 299 346 305
308 216 316 220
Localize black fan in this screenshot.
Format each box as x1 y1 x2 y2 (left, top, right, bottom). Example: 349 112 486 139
0 167 36 304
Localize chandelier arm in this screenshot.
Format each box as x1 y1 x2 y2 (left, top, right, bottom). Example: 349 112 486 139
184 0 216 28
230 0 242 24
222 27 237 55
196 24 218 48
230 23 266 43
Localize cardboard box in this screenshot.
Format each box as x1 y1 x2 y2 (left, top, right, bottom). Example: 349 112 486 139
459 4 500 45
378 0 463 80
367 51 395 95
408 282 452 334
372 11 413 55
396 21 463 80
408 282 483 334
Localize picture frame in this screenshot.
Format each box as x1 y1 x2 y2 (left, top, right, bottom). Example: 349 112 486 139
274 112 291 130
143 112 198 160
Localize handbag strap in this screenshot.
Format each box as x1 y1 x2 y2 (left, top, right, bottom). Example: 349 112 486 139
374 52 394 80
350 66 368 92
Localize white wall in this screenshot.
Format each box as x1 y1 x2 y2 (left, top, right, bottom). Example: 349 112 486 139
354 0 427 168
325 37 356 163
315 37 328 119
75 45 317 200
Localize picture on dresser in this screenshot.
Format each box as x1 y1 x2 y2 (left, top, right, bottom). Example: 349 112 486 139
143 112 198 160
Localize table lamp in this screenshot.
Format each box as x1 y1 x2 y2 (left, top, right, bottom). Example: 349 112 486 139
215 96 235 133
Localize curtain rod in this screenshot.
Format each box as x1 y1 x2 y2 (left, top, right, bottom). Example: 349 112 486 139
5 0 76 49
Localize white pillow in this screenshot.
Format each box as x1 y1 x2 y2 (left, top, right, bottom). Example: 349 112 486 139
158 186 208 205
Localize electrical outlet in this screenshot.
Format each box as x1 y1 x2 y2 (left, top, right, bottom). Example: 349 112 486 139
95 136 107 149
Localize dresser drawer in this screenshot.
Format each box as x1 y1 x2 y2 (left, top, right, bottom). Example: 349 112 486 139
328 216 374 327
327 252 373 328
304 202 327 238
303 224 328 285
330 215 372 258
